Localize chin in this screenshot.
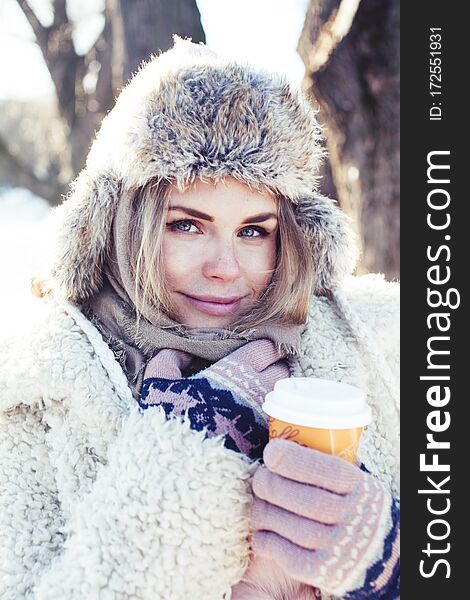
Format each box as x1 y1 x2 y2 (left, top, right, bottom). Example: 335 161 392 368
183 313 237 329
169 305 234 328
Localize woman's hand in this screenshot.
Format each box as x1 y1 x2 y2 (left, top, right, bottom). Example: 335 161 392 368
139 340 289 460
248 438 400 598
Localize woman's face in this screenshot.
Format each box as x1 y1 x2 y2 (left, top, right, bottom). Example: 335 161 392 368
162 176 278 328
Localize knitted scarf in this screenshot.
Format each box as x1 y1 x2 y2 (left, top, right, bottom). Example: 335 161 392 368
83 191 304 397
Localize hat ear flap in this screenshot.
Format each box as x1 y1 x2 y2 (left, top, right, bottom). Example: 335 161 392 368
293 194 359 295
50 172 120 303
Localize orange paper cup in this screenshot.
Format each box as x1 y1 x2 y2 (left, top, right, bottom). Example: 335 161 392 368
263 378 371 463
268 416 363 463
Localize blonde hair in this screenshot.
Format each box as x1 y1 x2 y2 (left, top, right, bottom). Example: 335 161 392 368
129 178 314 332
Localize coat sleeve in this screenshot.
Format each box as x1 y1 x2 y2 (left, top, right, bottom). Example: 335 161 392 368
37 406 254 600
0 317 66 599
0 406 65 599
1 303 256 599
1 404 255 600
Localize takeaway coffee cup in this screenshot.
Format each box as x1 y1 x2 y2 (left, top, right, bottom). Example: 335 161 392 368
262 378 371 463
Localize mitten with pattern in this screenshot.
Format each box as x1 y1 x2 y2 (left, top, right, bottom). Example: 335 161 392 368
139 340 289 460
249 438 400 598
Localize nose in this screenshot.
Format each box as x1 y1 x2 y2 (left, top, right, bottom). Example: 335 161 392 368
202 239 242 282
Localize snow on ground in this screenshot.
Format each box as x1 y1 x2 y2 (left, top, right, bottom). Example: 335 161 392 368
0 187 52 335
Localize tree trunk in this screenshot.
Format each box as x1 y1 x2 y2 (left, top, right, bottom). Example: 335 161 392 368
298 0 400 279
112 0 206 87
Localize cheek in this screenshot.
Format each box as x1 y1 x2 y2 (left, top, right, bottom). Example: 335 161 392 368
161 237 195 287
240 239 277 287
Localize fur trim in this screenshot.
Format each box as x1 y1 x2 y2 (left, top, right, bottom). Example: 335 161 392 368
49 36 357 303
50 172 121 302
293 194 359 295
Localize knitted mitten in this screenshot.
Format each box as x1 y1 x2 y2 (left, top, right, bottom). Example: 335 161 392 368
139 340 289 460
142 348 193 379
246 438 400 598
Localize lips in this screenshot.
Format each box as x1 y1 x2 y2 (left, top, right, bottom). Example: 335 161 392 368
186 294 244 304
180 293 246 316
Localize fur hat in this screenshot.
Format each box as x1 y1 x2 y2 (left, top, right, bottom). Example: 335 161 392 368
49 36 358 303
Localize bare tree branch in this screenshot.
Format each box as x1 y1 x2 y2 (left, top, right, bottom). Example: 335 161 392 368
16 0 47 46
86 2 114 111
303 0 361 78
16 0 81 129
52 0 67 27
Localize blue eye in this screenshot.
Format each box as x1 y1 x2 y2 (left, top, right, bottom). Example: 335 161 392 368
168 219 199 233
240 226 268 238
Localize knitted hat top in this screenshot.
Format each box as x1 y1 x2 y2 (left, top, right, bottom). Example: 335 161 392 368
50 35 358 304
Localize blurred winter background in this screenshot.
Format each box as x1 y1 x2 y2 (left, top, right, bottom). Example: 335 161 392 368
0 0 399 335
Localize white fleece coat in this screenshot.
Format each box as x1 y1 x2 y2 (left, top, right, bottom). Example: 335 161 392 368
0 274 399 600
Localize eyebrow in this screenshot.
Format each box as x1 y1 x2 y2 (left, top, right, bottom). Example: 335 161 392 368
168 205 278 224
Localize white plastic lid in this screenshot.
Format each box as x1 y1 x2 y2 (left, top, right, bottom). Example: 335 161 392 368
262 377 371 429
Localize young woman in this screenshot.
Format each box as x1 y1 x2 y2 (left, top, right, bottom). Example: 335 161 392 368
0 38 399 599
